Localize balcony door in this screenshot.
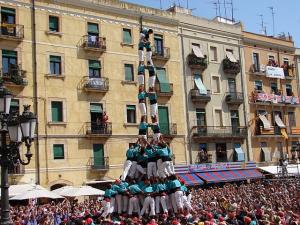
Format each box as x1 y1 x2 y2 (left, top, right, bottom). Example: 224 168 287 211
158 106 169 135
228 78 237 94
196 108 207 135
93 144 104 167
154 34 164 56
90 103 103 133
216 143 227 162
1 7 16 24
273 111 282 135
2 50 17 76
231 110 240 134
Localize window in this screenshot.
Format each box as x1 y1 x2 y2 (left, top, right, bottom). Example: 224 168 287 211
270 82 278 94
268 55 275 61
210 46 217 61
230 110 240 127
254 80 263 91
253 53 260 72
124 64 134 81
192 43 200 48
196 108 206 126
214 109 223 127
122 28 132 44
283 57 289 66
286 84 292 96
53 144 64 160
87 22 99 36
10 99 19 115
51 101 63 122
49 16 59 32
288 112 296 127
198 143 209 163
1 7 16 24
126 105 136 123
49 55 62 75
212 76 220 93
88 60 101 78
216 143 227 162
228 78 237 93
226 49 233 54
154 34 164 56
2 50 17 75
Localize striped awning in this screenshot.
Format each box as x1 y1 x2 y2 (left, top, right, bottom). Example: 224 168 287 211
177 173 204 186
196 169 263 183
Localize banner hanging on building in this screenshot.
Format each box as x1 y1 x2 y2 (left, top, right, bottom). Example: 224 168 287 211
265 66 284 79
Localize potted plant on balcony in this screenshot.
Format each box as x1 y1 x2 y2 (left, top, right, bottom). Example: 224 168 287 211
223 57 241 74
188 54 208 70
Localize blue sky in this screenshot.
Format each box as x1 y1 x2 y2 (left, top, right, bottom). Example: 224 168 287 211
123 0 300 47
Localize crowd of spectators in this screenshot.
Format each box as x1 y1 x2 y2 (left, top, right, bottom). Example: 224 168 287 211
8 179 300 225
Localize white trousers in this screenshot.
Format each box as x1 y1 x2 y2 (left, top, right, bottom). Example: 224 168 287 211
140 196 155 216
150 103 158 117
110 197 115 213
162 161 174 177
153 133 161 144
136 165 146 178
121 160 132 181
171 193 178 213
139 50 144 62
128 161 137 178
175 190 184 210
122 195 129 213
128 196 140 215
160 195 168 213
155 196 161 214
101 200 111 218
148 75 156 88
146 51 153 66
187 193 192 205
182 195 193 211
147 162 157 179
116 194 122 214
138 74 145 85
156 159 164 178
139 103 147 116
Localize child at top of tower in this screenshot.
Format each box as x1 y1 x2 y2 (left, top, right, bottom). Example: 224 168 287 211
138 25 154 66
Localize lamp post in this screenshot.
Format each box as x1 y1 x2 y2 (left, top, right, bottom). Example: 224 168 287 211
0 84 36 225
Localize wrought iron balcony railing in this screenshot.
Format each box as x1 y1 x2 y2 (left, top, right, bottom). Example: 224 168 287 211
0 23 24 40
190 89 211 104
0 67 27 86
79 35 106 52
187 53 208 70
151 46 170 60
192 126 247 139
155 83 173 97
88 157 109 170
86 122 112 136
83 77 109 92
225 92 244 105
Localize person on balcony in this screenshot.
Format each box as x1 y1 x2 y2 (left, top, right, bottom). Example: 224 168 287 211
101 111 109 130
138 27 153 66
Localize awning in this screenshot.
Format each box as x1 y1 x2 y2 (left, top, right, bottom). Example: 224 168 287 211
156 68 171 93
234 144 245 161
90 103 103 113
261 147 271 162
226 51 237 63
192 45 204 58
194 74 207 95
177 173 204 186
196 169 263 183
275 115 285 128
258 114 271 130
259 165 300 175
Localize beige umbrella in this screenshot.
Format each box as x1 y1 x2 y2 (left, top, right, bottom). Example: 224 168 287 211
10 186 64 200
52 185 104 197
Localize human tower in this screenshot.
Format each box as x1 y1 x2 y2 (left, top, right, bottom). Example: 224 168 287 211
100 20 193 219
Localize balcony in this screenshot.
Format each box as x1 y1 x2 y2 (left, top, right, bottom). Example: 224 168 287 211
282 64 296 79
256 126 282 137
151 46 170 61
225 92 244 105
192 126 247 141
8 164 25 175
190 89 211 104
88 157 109 170
223 58 241 75
251 91 300 107
0 23 24 41
287 127 300 137
187 53 208 70
160 123 177 137
155 83 173 97
83 77 109 93
85 122 112 137
79 35 106 53
0 67 27 87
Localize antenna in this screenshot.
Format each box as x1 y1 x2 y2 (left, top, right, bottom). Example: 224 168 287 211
217 0 221 17
259 14 267 36
159 0 162 9
213 2 218 17
269 6 275 36
229 0 234 21
187 0 189 8
223 0 227 19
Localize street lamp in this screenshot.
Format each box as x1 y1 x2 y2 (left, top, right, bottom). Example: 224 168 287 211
0 84 36 225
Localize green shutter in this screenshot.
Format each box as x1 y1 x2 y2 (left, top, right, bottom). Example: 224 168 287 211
1 7 15 15
10 99 19 107
154 34 163 40
93 144 104 166
89 60 101 69
158 106 170 135
49 16 59 31
123 29 132 44
51 101 63 122
50 55 61 63
156 68 171 93
90 103 102 113
88 23 99 34
2 50 17 58
53 144 64 159
124 64 133 81
127 105 136 110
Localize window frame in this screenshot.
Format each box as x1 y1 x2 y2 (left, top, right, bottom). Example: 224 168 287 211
122 28 133 45
87 22 99 36
285 84 293 96
126 105 136 124
196 108 206 126
211 75 221 94
209 46 218 62
124 63 134 82
53 144 65 160
88 59 101 78
213 108 224 127
49 55 62 75
51 101 63 122
254 80 263 91
2 49 17 75
48 15 59 32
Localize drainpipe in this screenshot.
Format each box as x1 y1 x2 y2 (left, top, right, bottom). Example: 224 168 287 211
179 26 192 164
31 0 40 184
238 40 250 161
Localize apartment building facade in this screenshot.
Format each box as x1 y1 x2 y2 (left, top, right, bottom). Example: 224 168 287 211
1 0 188 189
170 7 249 165
243 32 300 164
